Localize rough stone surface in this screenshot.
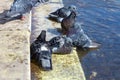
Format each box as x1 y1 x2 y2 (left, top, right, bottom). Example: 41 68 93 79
0 0 31 80
0 31 30 80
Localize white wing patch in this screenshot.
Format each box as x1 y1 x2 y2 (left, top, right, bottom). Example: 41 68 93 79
41 45 48 51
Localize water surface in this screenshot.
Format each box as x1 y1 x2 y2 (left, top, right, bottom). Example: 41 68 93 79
63 0 120 80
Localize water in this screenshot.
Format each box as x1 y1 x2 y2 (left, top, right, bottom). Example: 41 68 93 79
63 0 120 80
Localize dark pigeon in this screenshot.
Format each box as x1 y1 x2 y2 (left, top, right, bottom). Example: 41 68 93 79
48 35 73 54
61 11 76 34
31 30 52 71
4 0 49 20
67 22 100 49
48 5 77 22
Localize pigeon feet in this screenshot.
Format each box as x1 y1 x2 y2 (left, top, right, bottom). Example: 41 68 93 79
20 15 25 20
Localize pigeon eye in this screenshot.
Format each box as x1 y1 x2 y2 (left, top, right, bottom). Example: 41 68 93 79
68 7 71 9
73 7 76 10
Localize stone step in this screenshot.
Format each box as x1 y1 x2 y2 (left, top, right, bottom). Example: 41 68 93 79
0 0 31 80
31 0 86 80
0 31 30 80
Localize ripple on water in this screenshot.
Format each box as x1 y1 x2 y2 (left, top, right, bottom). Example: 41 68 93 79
63 0 120 80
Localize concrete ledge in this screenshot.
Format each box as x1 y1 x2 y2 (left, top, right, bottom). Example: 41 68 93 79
0 0 31 80
0 0 12 12
31 0 86 80
0 0 86 80
31 50 85 80
0 31 30 80
31 1 63 43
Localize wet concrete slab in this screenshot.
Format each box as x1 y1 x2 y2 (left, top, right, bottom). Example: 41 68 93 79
31 0 86 80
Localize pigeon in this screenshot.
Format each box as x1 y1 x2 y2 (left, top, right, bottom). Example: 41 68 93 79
31 30 52 71
35 0 50 6
61 11 76 34
48 35 73 54
48 5 77 22
67 22 100 49
4 0 49 20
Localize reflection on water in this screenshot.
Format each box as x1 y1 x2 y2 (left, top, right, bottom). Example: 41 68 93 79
76 48 99 60
63 0 120 80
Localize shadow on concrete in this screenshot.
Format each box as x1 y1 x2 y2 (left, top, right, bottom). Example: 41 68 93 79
47 28 61 35
0 10 21 24
47 17 59 23
31 61 42 80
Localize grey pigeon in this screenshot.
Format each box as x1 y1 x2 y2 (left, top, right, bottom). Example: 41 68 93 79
48 35 73 54
49 5 77 22
5 0 49 19
35 0 50 6
61 11 76 34
31 30 52 71
67 22 100 49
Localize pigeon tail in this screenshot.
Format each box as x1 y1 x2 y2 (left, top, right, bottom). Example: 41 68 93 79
37 30 46 42
83 41 101 49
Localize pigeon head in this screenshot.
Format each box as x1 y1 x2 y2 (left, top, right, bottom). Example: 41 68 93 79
37 43 52 71
68 5 77 12
69 11 77 19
